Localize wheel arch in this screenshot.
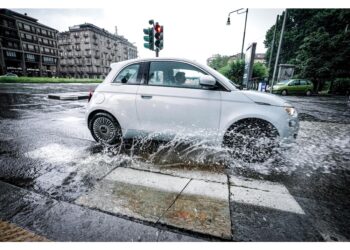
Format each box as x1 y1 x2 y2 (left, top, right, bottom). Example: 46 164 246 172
87 109 121 132
222 117 280 143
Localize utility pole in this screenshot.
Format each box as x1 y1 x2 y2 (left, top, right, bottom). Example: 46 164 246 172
241 8 248 60
227 8 248 60
268 15 279 73
271 9 287 92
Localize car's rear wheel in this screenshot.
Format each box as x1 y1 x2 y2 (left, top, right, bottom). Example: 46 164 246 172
89 112 122 145
223 119 279 163
306 90 312 96
281 90 288 96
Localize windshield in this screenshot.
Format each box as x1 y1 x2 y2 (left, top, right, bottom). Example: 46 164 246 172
276 80 291 85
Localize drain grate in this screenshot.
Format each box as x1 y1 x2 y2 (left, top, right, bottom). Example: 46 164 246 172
0 220 49 242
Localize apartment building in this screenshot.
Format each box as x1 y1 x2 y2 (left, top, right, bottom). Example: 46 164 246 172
58 23 138 79
0 9 59 76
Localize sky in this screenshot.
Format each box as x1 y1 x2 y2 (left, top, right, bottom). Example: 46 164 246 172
6 0 348 65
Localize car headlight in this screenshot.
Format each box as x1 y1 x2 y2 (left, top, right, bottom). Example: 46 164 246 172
285 107 297 117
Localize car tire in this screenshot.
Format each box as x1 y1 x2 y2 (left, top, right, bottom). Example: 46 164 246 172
89 112 122 146
306 90 312 96
223 119 279 163
281 90 287 96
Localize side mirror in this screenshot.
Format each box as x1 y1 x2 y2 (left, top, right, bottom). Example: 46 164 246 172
199 75 216 87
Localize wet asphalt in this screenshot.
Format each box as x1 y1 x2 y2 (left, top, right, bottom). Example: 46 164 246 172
0 82 349 241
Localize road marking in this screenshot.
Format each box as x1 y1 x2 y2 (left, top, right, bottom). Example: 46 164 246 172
230 176 305 215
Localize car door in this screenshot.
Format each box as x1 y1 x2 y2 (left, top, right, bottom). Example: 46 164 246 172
299 80 308 93
135 60 221 141
288 80 299 94
106 62 143 136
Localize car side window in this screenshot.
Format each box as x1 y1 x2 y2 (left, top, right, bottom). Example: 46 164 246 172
113 63 141 84
300 80 307 85
148 61 208 89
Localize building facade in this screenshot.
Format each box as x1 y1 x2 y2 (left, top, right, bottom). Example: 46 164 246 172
0 9 59 76
58 23 138 79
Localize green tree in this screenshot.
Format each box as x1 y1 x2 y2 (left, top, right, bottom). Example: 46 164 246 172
219 59 245 85
219 60 268 86
252 62 268 79
208 54 230 70
264 9 350 92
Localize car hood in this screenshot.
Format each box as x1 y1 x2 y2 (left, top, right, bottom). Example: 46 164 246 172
241 90 291 107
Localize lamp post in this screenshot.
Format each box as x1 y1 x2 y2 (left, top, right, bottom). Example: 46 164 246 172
227 8 248 60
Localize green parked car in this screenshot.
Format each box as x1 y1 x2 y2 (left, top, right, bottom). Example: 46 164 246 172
272 79 314 96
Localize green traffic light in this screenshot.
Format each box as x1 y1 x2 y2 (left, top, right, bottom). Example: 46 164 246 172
143 28 150 35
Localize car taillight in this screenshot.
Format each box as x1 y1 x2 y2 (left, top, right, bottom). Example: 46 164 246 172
88 91 93 102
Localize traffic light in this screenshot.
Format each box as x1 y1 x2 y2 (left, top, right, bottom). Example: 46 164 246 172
154 22 164 50
143 27 154 51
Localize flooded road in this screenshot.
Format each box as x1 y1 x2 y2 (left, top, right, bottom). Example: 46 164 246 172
0 83 349 241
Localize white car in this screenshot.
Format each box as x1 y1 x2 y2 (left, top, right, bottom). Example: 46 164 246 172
86 58 299 162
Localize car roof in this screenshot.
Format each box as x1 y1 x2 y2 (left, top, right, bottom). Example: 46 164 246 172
110 57 205 69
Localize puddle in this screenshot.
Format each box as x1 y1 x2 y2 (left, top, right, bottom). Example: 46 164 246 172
26 143 83 164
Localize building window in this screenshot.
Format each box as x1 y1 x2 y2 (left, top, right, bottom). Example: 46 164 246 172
6 51 16 57
43 56 56 63
25 34 33 40
23 24 30 31
26 54 35 61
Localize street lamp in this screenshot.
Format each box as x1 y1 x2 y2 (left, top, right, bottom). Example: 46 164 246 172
226 8 248 60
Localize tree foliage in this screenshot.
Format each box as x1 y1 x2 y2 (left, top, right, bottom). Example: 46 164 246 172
264 9 350 92
208 54 230 70
219 60 268 85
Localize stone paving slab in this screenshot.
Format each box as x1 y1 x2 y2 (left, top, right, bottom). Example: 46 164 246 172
0 180 201 241
75 167 190 223
0 220 49 242
130 161 227 183
160 179 231 239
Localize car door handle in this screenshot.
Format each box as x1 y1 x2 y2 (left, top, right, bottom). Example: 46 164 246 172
141 95 153 99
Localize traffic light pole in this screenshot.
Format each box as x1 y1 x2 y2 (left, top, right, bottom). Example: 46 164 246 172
156 48 159 57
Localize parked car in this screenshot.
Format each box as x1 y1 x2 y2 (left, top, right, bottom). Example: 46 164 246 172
272 79 313 96
0 73 18 77
86 58 299 162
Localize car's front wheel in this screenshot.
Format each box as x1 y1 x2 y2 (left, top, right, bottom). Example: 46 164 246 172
281 89 288 96
89 112 122 145
223 119 279 163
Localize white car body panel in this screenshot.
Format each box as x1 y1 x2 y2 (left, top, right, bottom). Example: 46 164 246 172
86 57 299 145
